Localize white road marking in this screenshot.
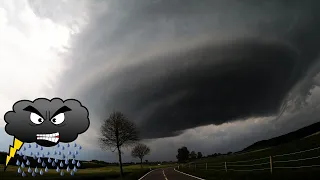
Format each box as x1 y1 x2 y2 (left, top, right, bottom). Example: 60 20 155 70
174 168 205 180
138 169 156 180
163 170 168 180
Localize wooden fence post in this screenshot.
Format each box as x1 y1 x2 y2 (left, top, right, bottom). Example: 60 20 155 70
269 156 273 174
206 163 207 170
195 164 196 171
225 162 228 172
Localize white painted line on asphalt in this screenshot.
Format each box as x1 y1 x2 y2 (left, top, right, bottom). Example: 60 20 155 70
163 170 169 180
138 169 156 180
174 168 206 180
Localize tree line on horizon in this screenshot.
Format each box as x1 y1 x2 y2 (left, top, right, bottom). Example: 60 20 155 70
176 146 203 163
176 146 233 163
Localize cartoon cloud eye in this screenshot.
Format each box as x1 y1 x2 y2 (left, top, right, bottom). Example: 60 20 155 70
50 106 71 125
23 105 45 125
51 113 65 125
30 112 44 125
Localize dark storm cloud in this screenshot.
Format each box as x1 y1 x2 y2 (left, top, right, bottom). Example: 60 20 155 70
4 98 90 144
54 0 320 139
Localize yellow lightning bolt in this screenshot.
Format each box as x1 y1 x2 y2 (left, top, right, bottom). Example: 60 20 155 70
4 138 24 171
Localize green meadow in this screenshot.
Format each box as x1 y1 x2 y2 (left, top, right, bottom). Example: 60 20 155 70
0 163 175 180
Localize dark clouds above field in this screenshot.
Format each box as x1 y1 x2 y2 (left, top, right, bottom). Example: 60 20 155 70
2 0 320 162
51 0 320 139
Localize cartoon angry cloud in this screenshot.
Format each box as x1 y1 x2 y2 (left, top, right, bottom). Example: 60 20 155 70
3 98 90 170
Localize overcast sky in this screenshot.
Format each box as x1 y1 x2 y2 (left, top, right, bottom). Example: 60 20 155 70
1 0 320 162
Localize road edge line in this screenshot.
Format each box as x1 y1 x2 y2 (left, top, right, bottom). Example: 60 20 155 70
174 168 206 180
162 170 169 180
138 169 156 180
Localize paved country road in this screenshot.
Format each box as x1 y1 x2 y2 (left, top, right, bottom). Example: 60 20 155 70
140 167 204 180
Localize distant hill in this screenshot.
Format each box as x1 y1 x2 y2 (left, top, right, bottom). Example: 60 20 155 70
242 121 320 152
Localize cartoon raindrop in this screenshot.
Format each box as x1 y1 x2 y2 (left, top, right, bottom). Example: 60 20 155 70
28 167 32 173
18 167 22 173
26 160 30 166
16 159 20 166
60 161 64 167
55 158 58 163
67 143 70 148
75 151 79 155
22 171 26 177
21 162 25 168
48 158 52 163
62 146 65 150
23 155 27 160
37 152 40 156
40 169 44 175
42 153 45 158
72 159 76 164
32 171 36 177
74 143 77 147
66 166 70 172
40 146 43 151
70 170 74 176
54 151 57 155
45 166 49 173
56 166 60 172
47 151 50 155
65 159 69 165
73 166 77 172
35 144 38 148
37 157 41 163
19 151 23 156
28 144 31 148
60 170 64 176
33 155 37 160
52 161 56 167
79 146 82 150
58 151 61 155
77 161 81 167
23 146 26 151
57 144 60 148
68 151 72 155
35 167 39 173
62 154 66 159
42 161 46 167
30 152 33 156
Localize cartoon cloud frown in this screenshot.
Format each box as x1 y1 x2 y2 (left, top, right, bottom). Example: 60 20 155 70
4 98 90 147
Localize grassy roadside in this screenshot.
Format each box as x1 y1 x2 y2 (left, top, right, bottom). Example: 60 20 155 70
178 167 320 180
0 163 176 180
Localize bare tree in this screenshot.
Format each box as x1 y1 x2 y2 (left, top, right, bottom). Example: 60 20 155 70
99 111 139 178
131 143 151 168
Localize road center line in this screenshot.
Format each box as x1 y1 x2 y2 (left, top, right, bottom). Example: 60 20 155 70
162 170 169 180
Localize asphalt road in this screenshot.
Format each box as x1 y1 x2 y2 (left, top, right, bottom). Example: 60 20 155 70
141 167 202 180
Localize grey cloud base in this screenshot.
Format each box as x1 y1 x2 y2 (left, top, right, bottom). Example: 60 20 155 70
50 0 320 139
4 98 90 146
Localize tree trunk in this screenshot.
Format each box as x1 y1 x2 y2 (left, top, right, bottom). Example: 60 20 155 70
117 146 124 178
140 158 143 169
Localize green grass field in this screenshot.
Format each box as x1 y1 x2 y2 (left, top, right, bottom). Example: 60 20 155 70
0 163 176 180
179 131 320 180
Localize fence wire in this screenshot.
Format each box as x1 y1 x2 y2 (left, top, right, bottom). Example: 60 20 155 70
227 162 269 167
274 155 320 163
227 157 269 164
274 165 320 169
228 167 270 172
273 146 320 157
